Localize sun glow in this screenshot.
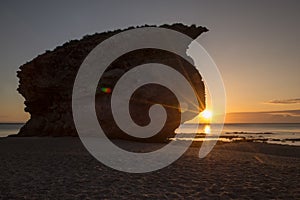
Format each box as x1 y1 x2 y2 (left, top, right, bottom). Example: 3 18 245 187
201 110 213 120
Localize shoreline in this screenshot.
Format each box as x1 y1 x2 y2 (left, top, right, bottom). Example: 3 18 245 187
1 123 300 146
3 133 300 147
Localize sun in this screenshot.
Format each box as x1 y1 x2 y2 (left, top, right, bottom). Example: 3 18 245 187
201 110 213 120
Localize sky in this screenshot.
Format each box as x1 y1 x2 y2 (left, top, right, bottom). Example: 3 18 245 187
0 0 299 123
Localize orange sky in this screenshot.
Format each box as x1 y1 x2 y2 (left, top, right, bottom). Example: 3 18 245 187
0 1 299 123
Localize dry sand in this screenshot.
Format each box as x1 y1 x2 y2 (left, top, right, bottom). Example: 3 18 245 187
0 137 299 199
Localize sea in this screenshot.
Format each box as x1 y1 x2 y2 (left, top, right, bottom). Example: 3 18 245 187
0 123 24 137
176 123 300 146
0 123 299 146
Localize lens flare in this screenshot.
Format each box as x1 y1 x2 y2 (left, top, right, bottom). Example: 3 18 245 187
101 87 112 93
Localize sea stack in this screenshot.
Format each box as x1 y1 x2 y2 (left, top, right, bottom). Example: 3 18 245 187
17 23 207 142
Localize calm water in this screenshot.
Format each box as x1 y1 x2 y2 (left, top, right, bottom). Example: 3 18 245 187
0 123 24 137
176 123 300 146
0 123 299 146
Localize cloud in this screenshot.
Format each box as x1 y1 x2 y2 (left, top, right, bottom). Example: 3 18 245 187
267 98 300 104
266 110 300 117
226 110 300 123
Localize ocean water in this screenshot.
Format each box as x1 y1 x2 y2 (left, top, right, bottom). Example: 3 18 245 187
0 123 24 137
176 123 300 146
0 123 299 146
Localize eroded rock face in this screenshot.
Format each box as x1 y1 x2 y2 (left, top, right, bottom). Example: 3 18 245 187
17 23 207 142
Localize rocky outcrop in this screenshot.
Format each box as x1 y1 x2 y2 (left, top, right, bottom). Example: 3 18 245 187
17 23 207 142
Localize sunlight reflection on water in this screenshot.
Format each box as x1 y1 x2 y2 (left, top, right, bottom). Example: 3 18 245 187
174 123 300 146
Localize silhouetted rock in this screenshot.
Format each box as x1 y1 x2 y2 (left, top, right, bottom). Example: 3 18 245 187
17 23 207 142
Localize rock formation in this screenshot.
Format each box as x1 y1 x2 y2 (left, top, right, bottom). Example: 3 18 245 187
17 23 207 142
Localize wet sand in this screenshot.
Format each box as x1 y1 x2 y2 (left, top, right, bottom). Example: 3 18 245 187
0 137 299 199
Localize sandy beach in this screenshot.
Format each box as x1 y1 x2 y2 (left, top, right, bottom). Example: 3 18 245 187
0 138 299 199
